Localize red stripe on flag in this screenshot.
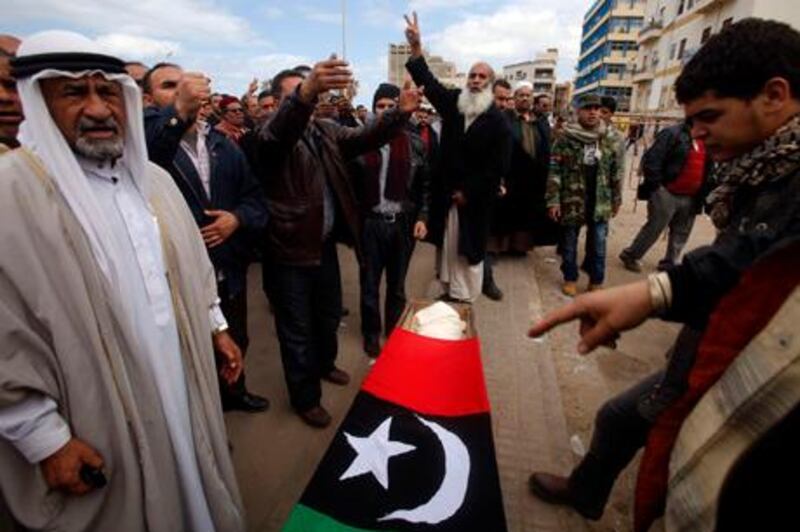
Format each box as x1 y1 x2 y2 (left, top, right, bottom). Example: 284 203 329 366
361 328 490 417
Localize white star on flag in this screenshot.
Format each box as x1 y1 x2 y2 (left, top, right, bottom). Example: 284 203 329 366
339 417 416 490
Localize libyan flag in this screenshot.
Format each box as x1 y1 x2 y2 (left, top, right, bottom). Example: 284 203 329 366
283 327 507 531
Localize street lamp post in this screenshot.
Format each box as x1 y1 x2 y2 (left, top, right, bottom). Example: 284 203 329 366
341 0 347 61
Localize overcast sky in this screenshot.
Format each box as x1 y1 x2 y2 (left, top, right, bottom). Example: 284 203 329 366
5 0 588 105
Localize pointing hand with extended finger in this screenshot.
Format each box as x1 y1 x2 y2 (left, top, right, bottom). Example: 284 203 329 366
175 72 211 122
528 280 654 354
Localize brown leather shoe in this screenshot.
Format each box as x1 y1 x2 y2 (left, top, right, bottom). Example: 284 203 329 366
528 472 602 520
323 367 350 386
299 405 332 428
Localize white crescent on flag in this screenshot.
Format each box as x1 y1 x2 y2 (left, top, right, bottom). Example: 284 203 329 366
378 415 470 525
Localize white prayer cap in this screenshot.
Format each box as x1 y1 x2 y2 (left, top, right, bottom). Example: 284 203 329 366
13 30 148 291
513 80 533 94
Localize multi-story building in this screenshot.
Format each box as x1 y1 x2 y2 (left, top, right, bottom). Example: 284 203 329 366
574 0 647 112
503 48 560 96
632 0 800 119
388 43 464 89
554 81 574 116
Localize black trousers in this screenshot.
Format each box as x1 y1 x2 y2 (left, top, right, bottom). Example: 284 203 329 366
217 281 249 400
359 214 413 340
568 371 663 513
483 253 496 288
264 240 342 411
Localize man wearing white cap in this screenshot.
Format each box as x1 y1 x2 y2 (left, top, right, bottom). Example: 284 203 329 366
0 31 244 531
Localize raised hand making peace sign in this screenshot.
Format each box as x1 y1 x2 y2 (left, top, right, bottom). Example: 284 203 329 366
403 11 423 57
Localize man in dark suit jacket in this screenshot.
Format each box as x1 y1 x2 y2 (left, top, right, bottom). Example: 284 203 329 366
403 12 512 302
143 63 270 413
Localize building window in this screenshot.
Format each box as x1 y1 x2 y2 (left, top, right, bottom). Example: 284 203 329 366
723 17 734 28
677 0 685 15
688 0 694 9
701 26 712 44
669 43 677 60
678 38 687 59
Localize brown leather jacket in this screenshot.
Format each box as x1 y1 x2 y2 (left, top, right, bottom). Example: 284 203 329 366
256 89 409 266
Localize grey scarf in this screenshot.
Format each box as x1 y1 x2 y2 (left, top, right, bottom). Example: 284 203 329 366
563 121 601 144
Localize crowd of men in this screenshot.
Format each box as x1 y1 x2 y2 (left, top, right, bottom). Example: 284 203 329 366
0 12 798 532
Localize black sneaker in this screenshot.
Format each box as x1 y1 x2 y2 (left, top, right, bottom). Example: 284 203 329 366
528 472 603 520
656 260 674 272
363 336 381 358
619 250 642 273
482 280 504 301
222 392 270 413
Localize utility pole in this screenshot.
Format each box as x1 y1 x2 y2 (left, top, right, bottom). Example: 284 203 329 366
341 0 347 61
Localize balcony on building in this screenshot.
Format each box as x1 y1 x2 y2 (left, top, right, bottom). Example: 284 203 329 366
631 65 654 83
695 0 734 14
637 18 663 44
608 26 639 42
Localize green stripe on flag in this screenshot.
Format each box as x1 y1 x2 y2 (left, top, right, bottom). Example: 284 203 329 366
282 504 390 532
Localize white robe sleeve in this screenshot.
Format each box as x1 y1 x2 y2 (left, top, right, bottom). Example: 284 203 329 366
0 396 71 463
209 298 228 334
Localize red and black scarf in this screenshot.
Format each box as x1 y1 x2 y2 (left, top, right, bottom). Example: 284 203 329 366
363 132 410 208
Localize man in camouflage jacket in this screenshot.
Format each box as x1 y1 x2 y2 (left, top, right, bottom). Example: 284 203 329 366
546 94 622 296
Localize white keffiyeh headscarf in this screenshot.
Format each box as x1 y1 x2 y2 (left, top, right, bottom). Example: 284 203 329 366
15 30 151 297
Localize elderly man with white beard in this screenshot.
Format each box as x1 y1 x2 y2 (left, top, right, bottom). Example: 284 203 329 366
0 31 244 531
403 12 512 303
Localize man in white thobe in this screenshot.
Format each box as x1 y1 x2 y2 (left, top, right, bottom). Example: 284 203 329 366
0 31 244 531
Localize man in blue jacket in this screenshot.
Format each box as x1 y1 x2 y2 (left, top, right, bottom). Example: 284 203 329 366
143 62 270 413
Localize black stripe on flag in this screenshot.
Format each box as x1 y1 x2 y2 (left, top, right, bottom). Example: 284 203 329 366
297 392 507 531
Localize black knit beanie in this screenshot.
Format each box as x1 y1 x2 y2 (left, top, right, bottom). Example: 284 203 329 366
372 83 400 112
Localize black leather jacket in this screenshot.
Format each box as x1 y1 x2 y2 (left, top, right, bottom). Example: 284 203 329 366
666 167 800 328
640 123 714 207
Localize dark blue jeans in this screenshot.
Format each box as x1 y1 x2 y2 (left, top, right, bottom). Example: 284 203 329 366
263 240 342 411
561 221 608 284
